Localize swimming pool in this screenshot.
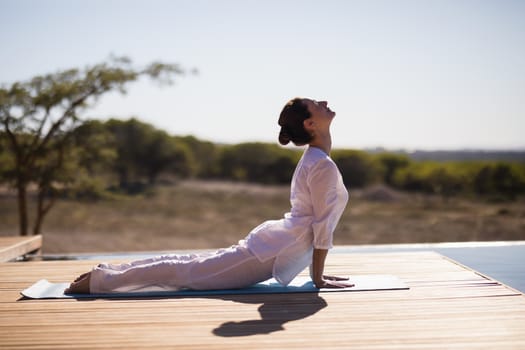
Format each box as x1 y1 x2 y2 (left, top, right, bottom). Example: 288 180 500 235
334 241 525 294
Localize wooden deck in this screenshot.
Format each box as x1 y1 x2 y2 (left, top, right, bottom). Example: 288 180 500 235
0 235 42 262
1 251 524 349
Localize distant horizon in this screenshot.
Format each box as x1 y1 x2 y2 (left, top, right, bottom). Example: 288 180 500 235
86 114 525 153
84 109 525 152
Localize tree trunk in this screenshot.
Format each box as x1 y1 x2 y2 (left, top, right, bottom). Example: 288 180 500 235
16 181 29 236
33 188 55 235
148 170 157 185
119 169 129 190
33 190 45 236
33 182 56 235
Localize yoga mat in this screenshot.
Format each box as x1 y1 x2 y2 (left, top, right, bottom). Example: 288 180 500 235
21 275 408 299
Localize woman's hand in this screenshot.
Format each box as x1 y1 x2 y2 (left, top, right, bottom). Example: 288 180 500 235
314 275 354 289
323 275 350 282
311 249 355 289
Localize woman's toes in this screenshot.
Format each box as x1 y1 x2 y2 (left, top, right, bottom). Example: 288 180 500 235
66 273 91 294
74 272 89 282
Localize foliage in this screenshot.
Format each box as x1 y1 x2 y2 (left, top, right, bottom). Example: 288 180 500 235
332 149 381 188
0 132 14 182
217 143 300 184
104 118 193 191
70 120 116 175
470 162 525 200
393 161 525 199
374 153 410 186
0 57 187 235
393 162 464 197
174 135 219 178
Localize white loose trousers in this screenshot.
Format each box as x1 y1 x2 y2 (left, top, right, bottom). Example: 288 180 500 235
89 244 275 293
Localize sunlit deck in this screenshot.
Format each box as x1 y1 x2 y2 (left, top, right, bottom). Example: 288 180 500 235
1 251 524 349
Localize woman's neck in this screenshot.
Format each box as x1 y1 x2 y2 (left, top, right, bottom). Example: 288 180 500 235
309 132 332 155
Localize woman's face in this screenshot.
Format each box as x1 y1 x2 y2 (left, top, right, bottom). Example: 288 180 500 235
302 99 336 130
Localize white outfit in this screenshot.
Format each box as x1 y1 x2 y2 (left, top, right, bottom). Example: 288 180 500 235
89 146 348 293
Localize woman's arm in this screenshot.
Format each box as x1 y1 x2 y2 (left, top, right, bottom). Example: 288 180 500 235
311 248 354 289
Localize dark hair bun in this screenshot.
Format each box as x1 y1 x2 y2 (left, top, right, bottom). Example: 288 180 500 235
278 127 291 145
277 98 312 146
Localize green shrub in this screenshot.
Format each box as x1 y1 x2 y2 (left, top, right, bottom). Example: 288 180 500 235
332 149 381 188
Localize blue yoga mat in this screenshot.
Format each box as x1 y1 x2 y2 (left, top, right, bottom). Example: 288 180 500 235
21 275 408 299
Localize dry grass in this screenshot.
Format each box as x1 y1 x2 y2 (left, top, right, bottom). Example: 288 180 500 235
1 180 524 254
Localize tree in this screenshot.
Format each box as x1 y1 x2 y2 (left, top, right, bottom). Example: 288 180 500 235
375 153 410 186
218 143 299 184
0 57 188 235
425 165 464 200
142 129 191 184
473 162 525 200
104 118 193 191
70 120 116 177
174 135 219 178
105 118 152 190
65 120 117 200
332 150 380 188
0 132 14 182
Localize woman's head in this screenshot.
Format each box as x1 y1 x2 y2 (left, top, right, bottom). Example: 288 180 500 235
278 97 336 146
278 98 313 146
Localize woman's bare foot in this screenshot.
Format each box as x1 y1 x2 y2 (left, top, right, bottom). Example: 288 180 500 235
65 272 91 294
74 272 90 283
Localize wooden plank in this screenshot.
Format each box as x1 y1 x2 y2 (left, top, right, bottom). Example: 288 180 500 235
0 251 524 349
0 235 42 262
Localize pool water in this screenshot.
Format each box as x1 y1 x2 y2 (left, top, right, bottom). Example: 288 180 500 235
334 242 525 294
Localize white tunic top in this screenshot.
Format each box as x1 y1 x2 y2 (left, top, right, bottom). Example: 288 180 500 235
244 146 349 285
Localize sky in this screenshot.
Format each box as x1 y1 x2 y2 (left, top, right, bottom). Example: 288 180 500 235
1 0 524 150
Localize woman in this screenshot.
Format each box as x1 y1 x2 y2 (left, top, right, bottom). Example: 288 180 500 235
66 97 352 294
